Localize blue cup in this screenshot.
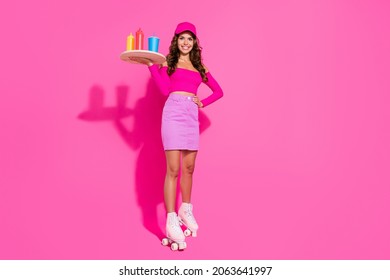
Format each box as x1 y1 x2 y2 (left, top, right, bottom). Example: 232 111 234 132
148 36 160 52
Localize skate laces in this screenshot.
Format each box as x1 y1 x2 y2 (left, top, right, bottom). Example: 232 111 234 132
184 205 197 225
168 215 183 234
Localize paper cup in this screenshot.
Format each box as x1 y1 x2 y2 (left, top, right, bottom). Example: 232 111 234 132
148 36 160 52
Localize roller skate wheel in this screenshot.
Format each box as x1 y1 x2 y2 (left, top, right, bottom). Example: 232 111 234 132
171 243 179 251
161 238 169 246
184 229 191 237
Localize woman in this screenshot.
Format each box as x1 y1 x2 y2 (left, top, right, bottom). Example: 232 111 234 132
136 22 223 250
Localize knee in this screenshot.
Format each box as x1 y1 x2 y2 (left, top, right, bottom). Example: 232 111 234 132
183 163 195 175
166 166 180 178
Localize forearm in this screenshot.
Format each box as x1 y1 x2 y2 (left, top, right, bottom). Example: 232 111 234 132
200 72 224 107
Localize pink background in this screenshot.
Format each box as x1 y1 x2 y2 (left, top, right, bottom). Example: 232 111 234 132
1 0 389 259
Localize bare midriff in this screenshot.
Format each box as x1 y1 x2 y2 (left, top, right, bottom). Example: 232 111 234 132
170 91 195 96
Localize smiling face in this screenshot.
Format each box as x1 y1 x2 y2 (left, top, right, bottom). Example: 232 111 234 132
177 32 195 55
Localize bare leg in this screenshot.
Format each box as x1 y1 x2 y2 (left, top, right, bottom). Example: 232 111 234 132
164 150 181 213
180 150 198 203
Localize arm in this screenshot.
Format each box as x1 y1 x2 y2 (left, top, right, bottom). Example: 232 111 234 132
148 64 171 96
200 72 224 107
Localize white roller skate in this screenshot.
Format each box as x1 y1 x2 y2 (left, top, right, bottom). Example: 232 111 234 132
178 203 198 237
161 212 187 251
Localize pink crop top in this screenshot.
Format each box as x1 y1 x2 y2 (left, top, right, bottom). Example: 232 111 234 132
148 64 223 107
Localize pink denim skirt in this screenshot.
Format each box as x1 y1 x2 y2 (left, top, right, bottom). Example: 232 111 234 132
161 94 199 151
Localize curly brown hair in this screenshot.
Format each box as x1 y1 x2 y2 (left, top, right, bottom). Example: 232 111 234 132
166 33 208 82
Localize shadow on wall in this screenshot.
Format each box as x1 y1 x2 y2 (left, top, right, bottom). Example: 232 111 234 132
78 80 211 241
